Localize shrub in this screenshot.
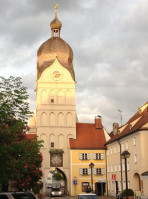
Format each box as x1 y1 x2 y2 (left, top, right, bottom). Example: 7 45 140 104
122 189 134 197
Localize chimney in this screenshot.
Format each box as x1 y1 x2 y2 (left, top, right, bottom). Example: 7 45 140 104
113 123 119 135
95 115 103 129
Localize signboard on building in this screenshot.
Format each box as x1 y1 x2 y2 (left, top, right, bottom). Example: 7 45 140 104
98 178 106 183
112 174 116 181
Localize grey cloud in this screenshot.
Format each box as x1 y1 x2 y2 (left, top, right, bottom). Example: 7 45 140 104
0 0 147 133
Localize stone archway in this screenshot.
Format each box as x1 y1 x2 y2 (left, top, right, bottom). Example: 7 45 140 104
56 168 68 195
45 168 68 196
133 173 141 191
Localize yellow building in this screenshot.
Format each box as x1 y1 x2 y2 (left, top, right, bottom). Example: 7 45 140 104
69 117 110 196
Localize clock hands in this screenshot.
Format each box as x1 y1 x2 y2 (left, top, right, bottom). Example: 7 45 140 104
52 72 61 77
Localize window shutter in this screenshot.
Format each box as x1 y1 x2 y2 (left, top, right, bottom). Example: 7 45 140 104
88 153 91 160
88 168 91 175
101 153 104 160
93 168 96 175
79 168 83 175
93 153 96 160
101 168 105 175
79 153 82 160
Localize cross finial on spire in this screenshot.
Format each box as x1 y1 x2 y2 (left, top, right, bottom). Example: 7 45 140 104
55 4 59 18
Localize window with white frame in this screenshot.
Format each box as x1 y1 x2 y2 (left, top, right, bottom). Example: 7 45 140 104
119 163 121 172
108 181 110 191
111 181 114 192
123 163 125 171
93 153 104 160
108 165 110 173
114 146 116 153
115 164 117 172
79 168 91 175
122 143 124 151
111 165 113 173
127 162 130 171
126 141 128 150
79 153 91 160
118 181 121 191
134 154 137 163
94 168 105 175
123 181 126 190
128 181 130 188
133 137 136 146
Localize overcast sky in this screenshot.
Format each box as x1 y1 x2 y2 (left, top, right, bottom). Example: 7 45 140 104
0 0 148 132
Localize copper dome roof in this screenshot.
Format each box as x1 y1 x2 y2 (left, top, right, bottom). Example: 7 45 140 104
37 37 75 80
50 18 62 29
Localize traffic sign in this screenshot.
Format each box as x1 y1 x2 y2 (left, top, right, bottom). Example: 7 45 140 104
73 180 77 185
73 176 77 181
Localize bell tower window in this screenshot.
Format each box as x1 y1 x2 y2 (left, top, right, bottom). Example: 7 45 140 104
54 29 59 37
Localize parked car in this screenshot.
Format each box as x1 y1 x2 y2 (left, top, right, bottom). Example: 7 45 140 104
77 193 98 199
0 191 37 199
50 188 63 197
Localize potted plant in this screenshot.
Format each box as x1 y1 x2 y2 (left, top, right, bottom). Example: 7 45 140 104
122 189 134 199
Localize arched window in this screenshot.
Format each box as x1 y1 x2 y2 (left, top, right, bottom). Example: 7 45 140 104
49 112 56 126
40 134 47 148
41 112 47 126
49 90 56 104
66 112 73 127
58 134 64 148
57 112 64 126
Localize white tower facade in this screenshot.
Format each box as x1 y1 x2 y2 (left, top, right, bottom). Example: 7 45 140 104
35 6 76 195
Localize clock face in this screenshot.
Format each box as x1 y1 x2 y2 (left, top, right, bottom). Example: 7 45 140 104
50 69 63 81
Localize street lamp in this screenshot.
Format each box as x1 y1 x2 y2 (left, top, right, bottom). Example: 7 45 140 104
89 162 94 193
121 150 130 199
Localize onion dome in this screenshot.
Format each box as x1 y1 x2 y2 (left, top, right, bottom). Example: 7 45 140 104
37 4 75 81
50 18 62 30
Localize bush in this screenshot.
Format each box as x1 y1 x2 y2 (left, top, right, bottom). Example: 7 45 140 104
122 189 134 197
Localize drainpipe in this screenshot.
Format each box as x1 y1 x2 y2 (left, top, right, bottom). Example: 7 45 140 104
118 140 123 192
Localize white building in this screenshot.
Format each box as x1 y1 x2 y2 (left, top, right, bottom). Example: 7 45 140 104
106 102 148 197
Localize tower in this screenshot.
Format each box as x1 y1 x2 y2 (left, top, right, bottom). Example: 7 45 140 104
36 5 76 194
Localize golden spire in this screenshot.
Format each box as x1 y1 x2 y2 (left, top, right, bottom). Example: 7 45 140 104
55 4 59 19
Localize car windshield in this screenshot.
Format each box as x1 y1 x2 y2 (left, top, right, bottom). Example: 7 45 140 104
52 188 60 191
78 195 98 199
12 193 36 199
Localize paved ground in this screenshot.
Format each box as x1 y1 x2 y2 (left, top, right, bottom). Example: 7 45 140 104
42 196 116 199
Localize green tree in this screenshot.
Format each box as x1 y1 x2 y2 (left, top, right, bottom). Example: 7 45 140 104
0 76 31 123
0 76 43 191
55 170 64 181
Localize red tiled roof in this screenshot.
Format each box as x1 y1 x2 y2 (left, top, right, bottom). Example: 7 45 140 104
106 102 148 145
25 134 37 140
70 123 106 149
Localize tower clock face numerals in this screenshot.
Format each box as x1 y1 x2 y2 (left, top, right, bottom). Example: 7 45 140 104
50 69 63 81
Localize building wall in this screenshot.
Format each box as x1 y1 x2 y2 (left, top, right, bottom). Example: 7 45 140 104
106 130 148 196
70 149 107 196
142 176 148 197
36 59 76 195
